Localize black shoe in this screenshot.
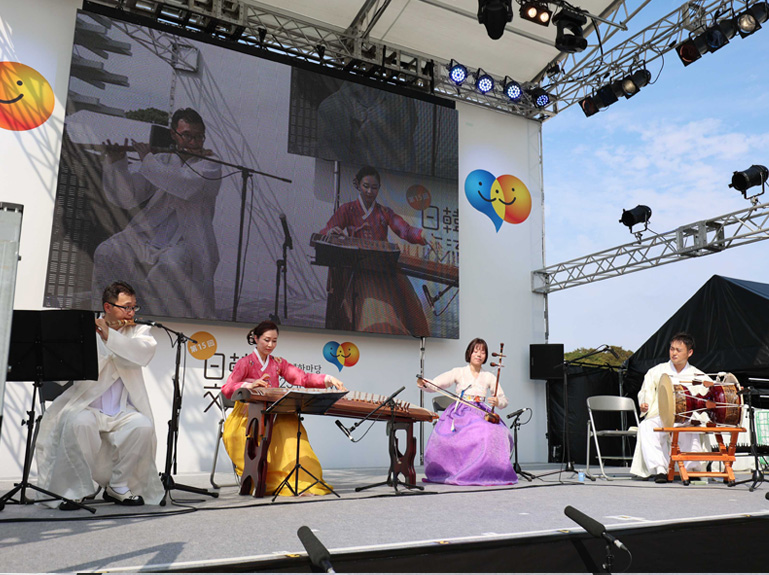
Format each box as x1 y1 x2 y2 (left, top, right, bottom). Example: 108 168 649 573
654 473 669 484
103 486 144 506
58 499 83 511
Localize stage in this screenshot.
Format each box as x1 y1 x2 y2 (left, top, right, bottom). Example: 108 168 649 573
1 464 768 573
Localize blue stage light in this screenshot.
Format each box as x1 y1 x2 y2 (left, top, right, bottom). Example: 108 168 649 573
503 78 523 102
448 61 467 85
475 71 495 94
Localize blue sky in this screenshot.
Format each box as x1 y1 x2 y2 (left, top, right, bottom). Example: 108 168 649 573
542 7 769 352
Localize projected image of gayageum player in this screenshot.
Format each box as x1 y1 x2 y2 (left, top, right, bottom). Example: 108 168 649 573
92 108 221 319
319 165 429 336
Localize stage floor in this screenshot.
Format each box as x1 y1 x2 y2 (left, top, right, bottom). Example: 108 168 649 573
1 464 768 573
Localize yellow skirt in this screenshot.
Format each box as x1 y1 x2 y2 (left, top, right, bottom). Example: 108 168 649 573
222 401 333 496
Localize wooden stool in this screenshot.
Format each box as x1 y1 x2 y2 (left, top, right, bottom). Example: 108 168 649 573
654 426 745 486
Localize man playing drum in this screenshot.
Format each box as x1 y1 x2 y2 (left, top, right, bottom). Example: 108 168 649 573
630 332 711 483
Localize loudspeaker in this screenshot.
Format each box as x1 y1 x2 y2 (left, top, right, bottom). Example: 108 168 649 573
529 343 564 380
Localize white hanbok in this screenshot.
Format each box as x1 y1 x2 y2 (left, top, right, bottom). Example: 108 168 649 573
35 324 165 504
630 361 711 478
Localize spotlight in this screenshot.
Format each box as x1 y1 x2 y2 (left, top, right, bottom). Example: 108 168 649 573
675 35 709 66
619 69 651 98
595 83 620 107
736 2 769 37
729 164 768 200
503 77 523 101
526 87 551 108
620 205 652 237
703 19 737 52
520 1 552 26
552 9 588 53
477 0 513 40
475 70 495 94
579 95 602 117
448 60 468 85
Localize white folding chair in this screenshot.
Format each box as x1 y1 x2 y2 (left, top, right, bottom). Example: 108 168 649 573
585 395 639 480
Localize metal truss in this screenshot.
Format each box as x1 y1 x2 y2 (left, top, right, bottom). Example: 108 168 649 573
545 0 735 113
81 0 580 119
532 202 769 294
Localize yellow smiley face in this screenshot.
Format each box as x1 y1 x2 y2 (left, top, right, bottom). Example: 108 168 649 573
0 62 55 131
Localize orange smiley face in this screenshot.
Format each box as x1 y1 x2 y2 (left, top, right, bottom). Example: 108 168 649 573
0 62 54 131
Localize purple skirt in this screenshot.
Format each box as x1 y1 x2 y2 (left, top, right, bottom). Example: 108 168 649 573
424 402 518 486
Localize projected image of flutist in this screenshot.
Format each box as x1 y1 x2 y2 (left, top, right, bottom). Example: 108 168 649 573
319 165 429 335
91 108 221 319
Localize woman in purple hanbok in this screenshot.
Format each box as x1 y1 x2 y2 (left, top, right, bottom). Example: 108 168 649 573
418 338 518 486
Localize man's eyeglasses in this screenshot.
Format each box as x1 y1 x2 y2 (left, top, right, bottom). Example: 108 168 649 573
173 129 206 143
108 302 141 313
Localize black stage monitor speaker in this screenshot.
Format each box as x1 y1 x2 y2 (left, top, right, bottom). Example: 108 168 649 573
530 343 564 380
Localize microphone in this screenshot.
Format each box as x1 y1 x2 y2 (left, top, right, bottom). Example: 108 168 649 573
134 318 161 327
297 526 335 573
279 213 293 249
506 408 526 420
564 505 628 552
335 420 353 441
422 284 435 310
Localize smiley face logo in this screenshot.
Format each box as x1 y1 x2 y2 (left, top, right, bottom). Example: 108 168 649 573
0 62 55 131
464 170 532 231
323 341 343 371
323 341 360 372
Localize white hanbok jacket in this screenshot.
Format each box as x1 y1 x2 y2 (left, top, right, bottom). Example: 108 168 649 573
35 324 165 504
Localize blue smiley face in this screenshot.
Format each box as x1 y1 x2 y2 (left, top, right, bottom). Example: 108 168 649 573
322 341 343 371
464 169 504 231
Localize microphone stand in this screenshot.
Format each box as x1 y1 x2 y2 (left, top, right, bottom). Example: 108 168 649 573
173 148 292 322
158 322 218 504
270 216 292 324
353 387 424 494
509 410 535 482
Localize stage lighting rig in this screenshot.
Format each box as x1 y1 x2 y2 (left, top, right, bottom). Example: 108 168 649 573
620 205 652 240
736 1 769 37
729 164 768 203
552 8 588 53
520 2 552 26
477 0 513 40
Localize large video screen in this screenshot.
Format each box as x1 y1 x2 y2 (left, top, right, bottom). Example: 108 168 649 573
44 10 459 338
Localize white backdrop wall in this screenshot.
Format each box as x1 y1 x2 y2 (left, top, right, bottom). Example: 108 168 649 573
0 0 548 480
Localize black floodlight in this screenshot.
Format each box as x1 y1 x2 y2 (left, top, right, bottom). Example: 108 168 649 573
703 19 737 52
520 1 552 26
675 35 709 66
478 0 513 40
736 2 769 37
729 164 768 200
620 69 652 98
620 205 652 237
579 95 602 117
596 83 620 107
553 8 588 53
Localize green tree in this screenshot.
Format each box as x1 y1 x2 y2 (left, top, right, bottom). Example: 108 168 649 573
565 346 633 367
125 107 169 126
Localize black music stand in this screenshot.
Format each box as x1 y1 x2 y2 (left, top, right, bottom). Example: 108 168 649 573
0 310 98 513
267 390 346 501
354 386 423 494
